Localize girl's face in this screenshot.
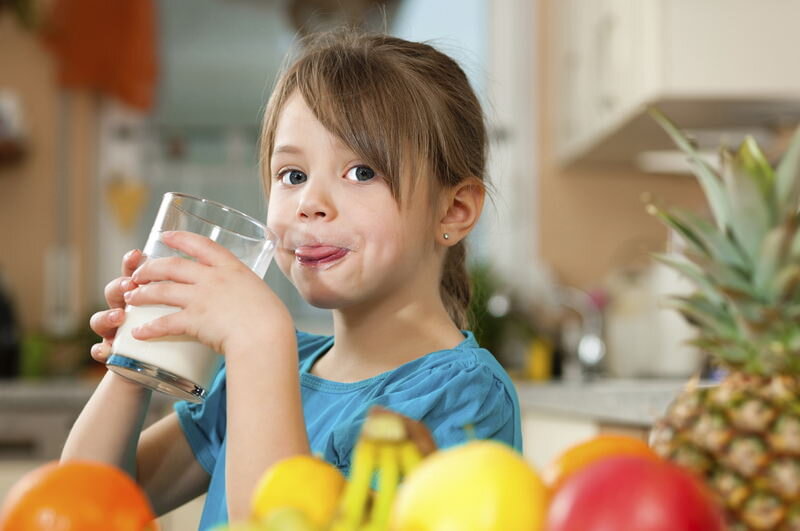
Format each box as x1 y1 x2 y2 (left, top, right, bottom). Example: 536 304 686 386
266 93 439 310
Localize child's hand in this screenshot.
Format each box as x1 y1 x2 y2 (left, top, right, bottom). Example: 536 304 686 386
89 249 144 363
122 231 290 357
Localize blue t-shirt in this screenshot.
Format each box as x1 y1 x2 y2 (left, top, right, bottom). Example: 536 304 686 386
174 330 522 530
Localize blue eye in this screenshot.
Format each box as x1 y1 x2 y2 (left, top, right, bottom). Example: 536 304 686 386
280 169 307 185
345 165 376 182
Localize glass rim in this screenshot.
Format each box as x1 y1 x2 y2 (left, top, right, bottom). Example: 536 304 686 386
164 192 275 242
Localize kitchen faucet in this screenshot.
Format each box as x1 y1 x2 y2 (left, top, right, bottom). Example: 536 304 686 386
557 286 607 382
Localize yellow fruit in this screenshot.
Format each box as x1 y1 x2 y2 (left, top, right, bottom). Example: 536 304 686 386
262 507 319 531
251 455 346 528
391 440 547 531
211 522 268 531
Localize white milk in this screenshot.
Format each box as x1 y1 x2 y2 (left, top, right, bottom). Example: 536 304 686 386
111 304 222 389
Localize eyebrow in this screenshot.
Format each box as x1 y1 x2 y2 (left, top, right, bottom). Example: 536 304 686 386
273 144 303 155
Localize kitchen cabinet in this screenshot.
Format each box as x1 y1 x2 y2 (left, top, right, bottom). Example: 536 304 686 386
551 0 800 166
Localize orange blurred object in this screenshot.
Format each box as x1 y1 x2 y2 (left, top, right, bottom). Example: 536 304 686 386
42 0 158 111
543 434 660 491
0 460 157 531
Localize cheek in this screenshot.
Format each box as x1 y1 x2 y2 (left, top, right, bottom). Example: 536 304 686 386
365 214 413 267
274 249 293 277
266 196 294 243
266 197 287 228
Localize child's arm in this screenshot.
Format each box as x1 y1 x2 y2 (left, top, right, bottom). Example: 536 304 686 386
125 231 311 521
62 249 149 474
61 249 210 516
60 371 151 474
225 328 308 520
61 373 210 515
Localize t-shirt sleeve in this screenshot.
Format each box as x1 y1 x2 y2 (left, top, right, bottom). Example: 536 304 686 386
327 359 519 476
173 365 227 475
419 364 517 449
394 361 517 449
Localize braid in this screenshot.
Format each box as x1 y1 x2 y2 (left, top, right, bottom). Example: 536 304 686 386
440 241 471 329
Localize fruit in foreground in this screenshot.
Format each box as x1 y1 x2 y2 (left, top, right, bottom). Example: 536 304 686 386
261 507 319 531
543 433 658 490
0 460 156 530
647 109 800 529
390 440 547 531
251 455 345 528
547 455 725 531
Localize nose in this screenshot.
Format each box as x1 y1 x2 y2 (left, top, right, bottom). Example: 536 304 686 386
296 177 336 221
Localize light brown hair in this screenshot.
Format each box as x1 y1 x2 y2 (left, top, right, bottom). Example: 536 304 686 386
260 30 488 328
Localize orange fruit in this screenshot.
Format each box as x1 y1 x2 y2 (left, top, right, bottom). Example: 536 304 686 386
543 434 660 491
250 454 345 528
0 460 157 530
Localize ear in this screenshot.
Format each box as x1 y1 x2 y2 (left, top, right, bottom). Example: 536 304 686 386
438 177 485 245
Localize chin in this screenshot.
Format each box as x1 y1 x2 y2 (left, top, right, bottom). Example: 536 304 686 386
294 281 350 310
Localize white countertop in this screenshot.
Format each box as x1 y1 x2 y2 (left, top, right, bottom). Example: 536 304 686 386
514 378 697 427
0 378 175 411
0 376 698 426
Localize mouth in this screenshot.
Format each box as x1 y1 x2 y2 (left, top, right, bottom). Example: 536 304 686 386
294 245 350 268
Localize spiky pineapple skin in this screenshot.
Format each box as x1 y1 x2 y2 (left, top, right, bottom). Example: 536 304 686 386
651 374 800 530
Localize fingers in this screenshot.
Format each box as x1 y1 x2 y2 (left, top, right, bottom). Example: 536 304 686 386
90 339 114 363
105 276 138 309
123 281 191 308
131 311 186 342
131 255 207 286
104 249 143 308
90 308 125 340
159 231 239 268
122 249 144 277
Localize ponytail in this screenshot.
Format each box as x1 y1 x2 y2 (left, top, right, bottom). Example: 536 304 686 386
440 241 471 329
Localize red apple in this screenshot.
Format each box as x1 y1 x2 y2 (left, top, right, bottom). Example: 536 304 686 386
546 455 725 531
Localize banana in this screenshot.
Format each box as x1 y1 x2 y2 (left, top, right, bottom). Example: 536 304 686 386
329 408 436 531
367 444 400 531
399 440 422 477
332 439 376 531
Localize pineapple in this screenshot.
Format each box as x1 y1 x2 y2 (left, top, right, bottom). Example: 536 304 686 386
647 108 800 531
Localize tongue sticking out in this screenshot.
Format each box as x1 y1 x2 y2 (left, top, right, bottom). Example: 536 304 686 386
295 246 348 263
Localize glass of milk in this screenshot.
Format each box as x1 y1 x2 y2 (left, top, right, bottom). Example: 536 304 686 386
106 192 277 402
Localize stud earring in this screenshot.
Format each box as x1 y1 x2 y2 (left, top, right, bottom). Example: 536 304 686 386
443 233 450 240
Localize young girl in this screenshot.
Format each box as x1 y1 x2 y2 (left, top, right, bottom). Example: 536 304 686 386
62 31 522 530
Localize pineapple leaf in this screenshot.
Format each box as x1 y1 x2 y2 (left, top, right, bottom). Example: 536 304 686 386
773 264 800 303
787 304 800 320
717 346 752 365
666 207 749 270
775 124 800 215
720 149 772 262
666 294 737 338
792 227 800 261
652 253 724 305
683 250 758 299
649 205 712 258
737 136 775 214
649 107 731 230
756 215 799 299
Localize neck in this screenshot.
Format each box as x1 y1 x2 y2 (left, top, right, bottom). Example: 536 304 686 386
327 277 465 376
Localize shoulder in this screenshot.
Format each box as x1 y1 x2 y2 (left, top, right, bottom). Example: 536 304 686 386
382 331 514 398
295 329 334 366
377 331 521 435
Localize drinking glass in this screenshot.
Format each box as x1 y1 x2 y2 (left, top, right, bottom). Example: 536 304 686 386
106 192 277 402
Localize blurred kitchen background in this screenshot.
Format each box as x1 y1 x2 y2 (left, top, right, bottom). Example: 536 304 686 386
3 0 800 526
